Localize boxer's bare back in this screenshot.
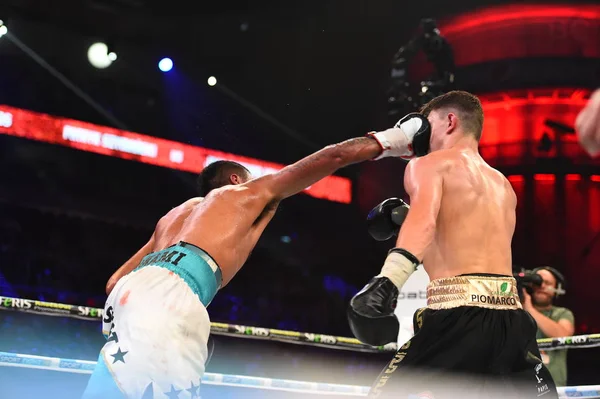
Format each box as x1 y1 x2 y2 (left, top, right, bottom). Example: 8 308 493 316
163 186 279 284
401 146 517 280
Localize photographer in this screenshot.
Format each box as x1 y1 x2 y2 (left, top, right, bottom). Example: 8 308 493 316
522 267 575 387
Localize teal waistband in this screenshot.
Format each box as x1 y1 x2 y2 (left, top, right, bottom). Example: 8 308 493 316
135 241 222 307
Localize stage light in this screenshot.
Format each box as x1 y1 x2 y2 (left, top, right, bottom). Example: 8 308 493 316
87 42 115 69
0 20 7 37
207 76 217 86
158 58 173 72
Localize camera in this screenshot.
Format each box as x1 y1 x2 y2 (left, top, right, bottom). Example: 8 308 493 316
513 269 543 302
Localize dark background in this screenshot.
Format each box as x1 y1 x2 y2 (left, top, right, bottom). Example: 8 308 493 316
0 0 599 395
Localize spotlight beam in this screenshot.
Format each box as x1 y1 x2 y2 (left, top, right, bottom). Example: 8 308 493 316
3 30 197 194
5 32 127 130
215 82 320 150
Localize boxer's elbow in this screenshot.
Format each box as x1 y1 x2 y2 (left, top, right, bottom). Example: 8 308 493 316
397 218 436 259
407 212 437 237
417 220 437 249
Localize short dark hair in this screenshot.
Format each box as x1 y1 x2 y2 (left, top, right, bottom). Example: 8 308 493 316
196 160 250 197
420 90 484 141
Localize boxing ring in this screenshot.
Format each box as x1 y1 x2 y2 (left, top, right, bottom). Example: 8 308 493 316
0 296 598 398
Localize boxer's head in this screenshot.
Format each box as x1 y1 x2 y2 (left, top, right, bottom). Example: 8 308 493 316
531 268 564 307
197 161 252 197
420 90 484 152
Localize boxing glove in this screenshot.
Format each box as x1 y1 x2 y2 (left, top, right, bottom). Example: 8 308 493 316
347 276 400 347
367 198 410 241
368 113 431 160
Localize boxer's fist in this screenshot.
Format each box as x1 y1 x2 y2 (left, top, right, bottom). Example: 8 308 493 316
368 113 431 160
347 277 400 346
576 89 600 157
367 198 409 241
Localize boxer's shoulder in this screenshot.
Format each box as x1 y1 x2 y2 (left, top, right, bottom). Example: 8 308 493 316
205 179 273 210
203 184 255 200
407 150 457 174
167 197 205 215
182 197 204 207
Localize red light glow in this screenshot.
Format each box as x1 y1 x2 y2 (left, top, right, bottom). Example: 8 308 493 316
0 105 352 204
438 4 600 66
534 174 556 182
478 88 592 161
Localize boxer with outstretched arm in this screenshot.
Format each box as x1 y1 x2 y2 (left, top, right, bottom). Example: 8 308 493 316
80 114 429 399
348 91 559 399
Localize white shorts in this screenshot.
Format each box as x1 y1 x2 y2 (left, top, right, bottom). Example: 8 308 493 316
83 265 211 398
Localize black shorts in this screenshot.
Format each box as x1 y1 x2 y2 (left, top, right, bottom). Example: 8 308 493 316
369 305 559 399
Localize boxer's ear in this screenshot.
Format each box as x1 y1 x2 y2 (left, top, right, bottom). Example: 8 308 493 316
446 112 458 135
229 173 243 185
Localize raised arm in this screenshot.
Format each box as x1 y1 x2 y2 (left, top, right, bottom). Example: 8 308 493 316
246 116 430 203
252 137 380 201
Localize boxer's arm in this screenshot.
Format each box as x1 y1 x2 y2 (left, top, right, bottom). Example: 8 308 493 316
247 137 382 202
395 157 443 260
106 233 156 295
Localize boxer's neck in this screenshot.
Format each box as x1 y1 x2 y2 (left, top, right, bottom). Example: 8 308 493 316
441 134 479 152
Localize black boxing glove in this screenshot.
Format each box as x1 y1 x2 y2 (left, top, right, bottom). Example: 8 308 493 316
347 277 400 346
367 198 410 241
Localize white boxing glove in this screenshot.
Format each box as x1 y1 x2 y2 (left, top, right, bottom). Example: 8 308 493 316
368 113 431 160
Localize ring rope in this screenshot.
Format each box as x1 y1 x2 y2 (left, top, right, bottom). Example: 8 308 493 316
1 296 598 352
0 352 597 398
0 352 368 396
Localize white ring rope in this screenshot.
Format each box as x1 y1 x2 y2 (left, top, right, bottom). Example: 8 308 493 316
0 352 598 398
1 296 597 352
0 352 367 396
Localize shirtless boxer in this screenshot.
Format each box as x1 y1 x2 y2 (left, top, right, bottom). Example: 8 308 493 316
576 88 600 157
80 114 430 399
348 91 558 399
